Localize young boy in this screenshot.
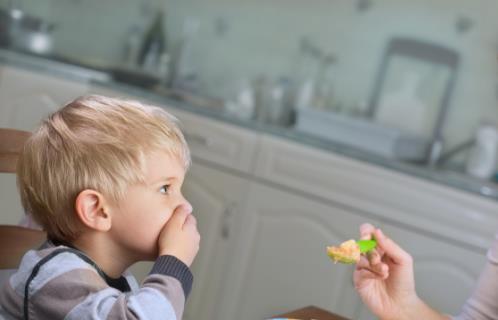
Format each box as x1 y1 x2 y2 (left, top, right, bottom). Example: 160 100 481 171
0 95 200 319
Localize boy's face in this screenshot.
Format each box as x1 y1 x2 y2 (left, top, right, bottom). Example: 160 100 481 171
109 150 190 261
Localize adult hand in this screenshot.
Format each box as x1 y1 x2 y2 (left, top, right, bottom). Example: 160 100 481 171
353 223 419 320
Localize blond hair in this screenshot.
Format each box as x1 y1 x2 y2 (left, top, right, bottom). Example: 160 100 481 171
17 95 190 242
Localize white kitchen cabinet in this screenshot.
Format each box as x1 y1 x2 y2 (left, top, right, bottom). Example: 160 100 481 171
129 159 251 320
353 223 489 320
378 223 486 317
181 161 250 320
4 62 498 320
0 64 89 225
217 182 379 320
89 84 260 174
0 65 89 131
254 135 498 252
171 108 260 174
101 96 261 319
253 134 498 319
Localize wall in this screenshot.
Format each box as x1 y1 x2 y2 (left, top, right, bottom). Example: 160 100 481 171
2 0 164 66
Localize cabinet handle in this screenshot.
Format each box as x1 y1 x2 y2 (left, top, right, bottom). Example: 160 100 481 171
184 132 212 147
221 203 236 239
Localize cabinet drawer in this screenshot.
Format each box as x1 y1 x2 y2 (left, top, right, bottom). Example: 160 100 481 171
254 134 498 251
165 108 260 174
89 84 260 173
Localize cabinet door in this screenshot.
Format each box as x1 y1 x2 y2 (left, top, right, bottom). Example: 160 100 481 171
0 65 89 225
0 65 89 131
130 161 250 320
183 162 250 320
376 223 488 317
218 183 378 320
254 135 498 252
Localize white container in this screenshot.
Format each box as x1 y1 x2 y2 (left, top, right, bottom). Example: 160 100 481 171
466 124 498 179
224 79 255 121
295 108 430 161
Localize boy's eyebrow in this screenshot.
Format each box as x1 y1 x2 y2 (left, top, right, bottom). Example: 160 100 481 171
149 176 177 185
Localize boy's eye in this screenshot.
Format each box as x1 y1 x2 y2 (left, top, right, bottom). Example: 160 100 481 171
159 185 170 194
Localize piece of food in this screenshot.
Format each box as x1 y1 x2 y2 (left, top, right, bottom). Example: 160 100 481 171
327 239 377 264
327 239 361 264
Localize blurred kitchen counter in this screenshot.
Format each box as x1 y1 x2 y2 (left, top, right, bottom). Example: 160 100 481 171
2 48 498 202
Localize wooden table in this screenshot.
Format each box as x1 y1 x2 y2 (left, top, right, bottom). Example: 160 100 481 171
271 305 350 320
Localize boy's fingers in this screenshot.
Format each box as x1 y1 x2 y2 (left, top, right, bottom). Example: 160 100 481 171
359 223 375 240
374 229 411 266
168 205 190 227
180 202 193 215
184 213 197 228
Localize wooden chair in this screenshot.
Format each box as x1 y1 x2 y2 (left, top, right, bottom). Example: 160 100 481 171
0 225 45 269
0 128 31 173
0 128 45 270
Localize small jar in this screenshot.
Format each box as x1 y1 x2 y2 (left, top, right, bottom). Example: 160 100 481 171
466 124 498 179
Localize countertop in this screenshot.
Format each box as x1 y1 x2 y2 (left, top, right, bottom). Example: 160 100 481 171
2 48 498 202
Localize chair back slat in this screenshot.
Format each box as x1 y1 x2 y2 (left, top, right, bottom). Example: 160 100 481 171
0 128 31 173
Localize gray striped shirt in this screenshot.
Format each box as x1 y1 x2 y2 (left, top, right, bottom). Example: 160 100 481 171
0 242 192 319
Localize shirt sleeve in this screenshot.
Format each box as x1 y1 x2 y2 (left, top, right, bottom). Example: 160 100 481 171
452 233 498 320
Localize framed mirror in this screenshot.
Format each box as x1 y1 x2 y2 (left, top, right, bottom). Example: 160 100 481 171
366 37 459 163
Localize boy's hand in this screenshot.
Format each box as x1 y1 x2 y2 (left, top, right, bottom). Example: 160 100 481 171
158 203 200 267
353 223 419 320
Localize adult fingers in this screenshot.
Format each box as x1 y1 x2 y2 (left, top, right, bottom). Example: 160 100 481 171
356 255 389 278
355 267 389 281
369 249 382 265
356 255 370 269
359 223 376 240
374 229 412 266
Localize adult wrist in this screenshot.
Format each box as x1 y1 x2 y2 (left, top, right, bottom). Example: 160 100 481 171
380 295 424 320
398 295 442 320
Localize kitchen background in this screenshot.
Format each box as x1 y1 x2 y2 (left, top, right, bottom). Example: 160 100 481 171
2 1 498 320
4 0 498 167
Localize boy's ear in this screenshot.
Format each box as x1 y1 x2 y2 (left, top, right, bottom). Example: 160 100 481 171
75 189 112 232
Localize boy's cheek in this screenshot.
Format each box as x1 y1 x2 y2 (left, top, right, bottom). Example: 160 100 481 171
155 210 174 232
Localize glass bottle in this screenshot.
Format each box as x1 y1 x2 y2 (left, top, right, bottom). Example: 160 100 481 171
138 10 166 72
